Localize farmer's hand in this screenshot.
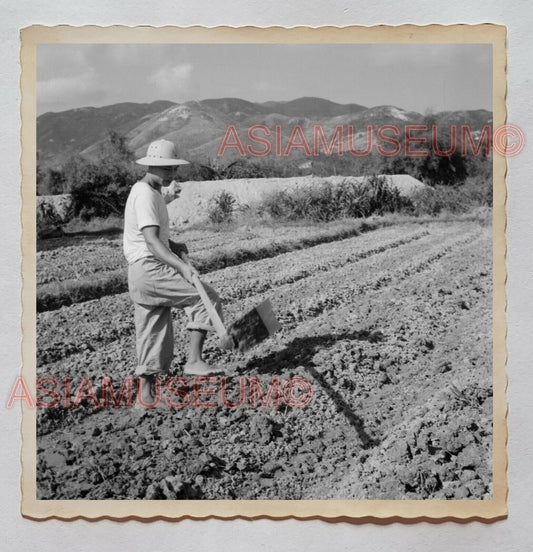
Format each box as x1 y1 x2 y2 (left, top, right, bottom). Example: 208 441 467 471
180 262 200 285
161 180 181 204
169 240 189 257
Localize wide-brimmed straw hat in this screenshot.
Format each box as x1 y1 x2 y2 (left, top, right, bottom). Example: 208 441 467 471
136 139 190 166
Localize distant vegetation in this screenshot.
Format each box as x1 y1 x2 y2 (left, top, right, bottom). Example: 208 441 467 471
194 131 490 187
207 175 492 226
36 119 492 229
259 177 411 222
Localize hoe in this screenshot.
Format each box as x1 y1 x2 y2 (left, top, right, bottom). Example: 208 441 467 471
183 254 281 352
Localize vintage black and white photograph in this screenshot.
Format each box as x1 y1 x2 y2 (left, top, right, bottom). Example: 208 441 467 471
22 25 506 520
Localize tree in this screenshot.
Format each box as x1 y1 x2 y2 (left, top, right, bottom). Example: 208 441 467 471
65 130 142 220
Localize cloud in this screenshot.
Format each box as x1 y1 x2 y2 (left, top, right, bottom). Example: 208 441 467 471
107 44 180 65
37 68 106 113
148 63 193 98
35 43 490 115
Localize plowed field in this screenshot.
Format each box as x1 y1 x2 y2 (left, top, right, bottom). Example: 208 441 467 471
36 219 492 500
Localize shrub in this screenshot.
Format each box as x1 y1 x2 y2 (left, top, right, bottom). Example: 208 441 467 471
221 159 269 179
37 166 67 195
408 177 492 216
259 176 412 222
414 149 469 186
36 194 75 238
57 131 143 221
207 190 237 224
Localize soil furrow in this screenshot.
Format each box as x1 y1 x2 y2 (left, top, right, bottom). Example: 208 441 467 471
36 219 381 309
299 230 492 498
37 225 485 435
36 225 429 365
36 221 493 500
36 224 479 369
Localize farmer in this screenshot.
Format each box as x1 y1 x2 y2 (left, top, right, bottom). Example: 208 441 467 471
123 139 224 406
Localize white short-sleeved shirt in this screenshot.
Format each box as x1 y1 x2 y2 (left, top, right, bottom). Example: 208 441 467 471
123 181 170 264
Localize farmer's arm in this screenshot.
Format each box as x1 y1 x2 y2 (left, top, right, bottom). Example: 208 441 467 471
142 226 197 283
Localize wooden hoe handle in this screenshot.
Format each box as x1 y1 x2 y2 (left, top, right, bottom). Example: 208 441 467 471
181 254 228 340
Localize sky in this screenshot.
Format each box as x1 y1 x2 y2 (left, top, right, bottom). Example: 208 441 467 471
37 43 492 115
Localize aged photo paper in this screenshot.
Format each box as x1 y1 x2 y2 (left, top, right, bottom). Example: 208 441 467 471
20 24 507 521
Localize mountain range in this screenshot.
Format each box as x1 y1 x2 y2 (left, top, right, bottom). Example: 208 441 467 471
37 97 492 168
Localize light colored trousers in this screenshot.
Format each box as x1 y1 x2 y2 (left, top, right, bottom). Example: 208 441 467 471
128 256 223 376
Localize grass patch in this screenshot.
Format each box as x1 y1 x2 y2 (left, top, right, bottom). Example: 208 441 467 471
62 214 124 235
37 270 127 312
